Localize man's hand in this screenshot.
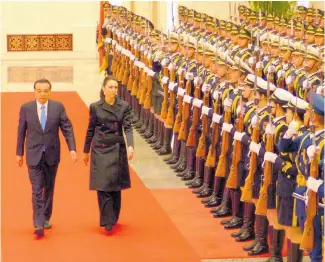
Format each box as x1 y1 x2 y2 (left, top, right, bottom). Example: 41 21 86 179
16 155 23 167
70 151 77 163
83 153 89 166
128 146 134 160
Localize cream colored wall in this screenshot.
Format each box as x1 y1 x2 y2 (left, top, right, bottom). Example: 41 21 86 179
0 2 99 61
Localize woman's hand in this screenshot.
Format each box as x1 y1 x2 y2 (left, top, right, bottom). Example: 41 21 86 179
128 146 134 160
83 153 89 165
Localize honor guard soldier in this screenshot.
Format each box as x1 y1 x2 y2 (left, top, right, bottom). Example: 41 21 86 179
278 92 324 262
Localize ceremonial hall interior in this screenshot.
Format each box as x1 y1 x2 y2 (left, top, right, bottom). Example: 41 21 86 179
1 1 324 262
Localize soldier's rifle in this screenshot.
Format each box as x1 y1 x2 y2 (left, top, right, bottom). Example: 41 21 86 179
300 91 319 250
256 66 274 215
227 59 244 188
186 41 203 148
241 61 261 202
178 36 192 141
215 53 231 178
174 34 187 134
160 30 171 121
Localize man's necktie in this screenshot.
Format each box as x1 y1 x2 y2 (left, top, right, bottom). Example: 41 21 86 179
41 105 47 131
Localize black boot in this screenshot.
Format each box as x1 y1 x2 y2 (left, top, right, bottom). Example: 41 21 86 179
131 97 139 124
164 133 178 162
174 146 189 173
264 229 284 262
139 109 150 133
224 190 243 229
287 241 303 262
187 157 205 187
196 166 214 198
213 188 232 217
235 202 256 242
157 128 173 155
202 176 223 207
247 215 269 255
188 163 209 189
135 105 144 128
180 147 196 180
165 134 181 164
171 141 186 169
147 117 159 144
152 121 164 149
143 111 154 138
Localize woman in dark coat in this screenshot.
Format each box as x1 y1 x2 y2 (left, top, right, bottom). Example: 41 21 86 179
83 75 134 232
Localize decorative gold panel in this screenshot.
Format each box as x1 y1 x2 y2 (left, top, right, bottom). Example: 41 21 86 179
7 66 73 83
7 34 73 52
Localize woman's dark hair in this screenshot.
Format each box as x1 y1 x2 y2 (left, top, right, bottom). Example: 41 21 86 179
100 75 118 99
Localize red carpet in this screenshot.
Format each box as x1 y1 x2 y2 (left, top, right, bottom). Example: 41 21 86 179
1 92 201 262
152 188 289 259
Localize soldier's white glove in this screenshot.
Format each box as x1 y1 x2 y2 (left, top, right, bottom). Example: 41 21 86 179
264 152 278 163
104 37 112 44
254 46 260 53
193 98 203 108
286 75 293 85
161 58 167 67
268 65 276 74
234 131 245 141
162 76 169 85
177 87 186 97
284 120 298 138
202 106 211 116
186 72 194 80
213 90 220 100
177 67 184 76
317 85 325 95
265 123 275 135
249 141 261 154
256 61 264 69
202 84 211 93
168 62 175 71
302 79 311 90
277 69 285 79
222 123 234 133
194 77 202 86
212 113 223 123
183 95 193 104
248 57 256 66
307 145 320 161
236 105 245 115
224 98 233 108
251 115 258 128
168 82 177 91
148 70 156 77
307 177 323 193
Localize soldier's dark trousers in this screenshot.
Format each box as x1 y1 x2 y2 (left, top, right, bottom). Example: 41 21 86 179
28 152 58 228
97 190 121 227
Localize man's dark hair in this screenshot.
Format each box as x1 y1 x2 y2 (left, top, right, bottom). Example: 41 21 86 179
100 75 118 99
34 79 52 90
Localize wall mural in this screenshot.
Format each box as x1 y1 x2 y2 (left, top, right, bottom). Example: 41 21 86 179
7 34 73 52
7 66 74 83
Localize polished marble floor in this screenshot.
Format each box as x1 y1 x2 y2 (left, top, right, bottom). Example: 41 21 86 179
0 59 310 262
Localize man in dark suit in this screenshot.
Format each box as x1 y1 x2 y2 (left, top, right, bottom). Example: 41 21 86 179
16 79 77 237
